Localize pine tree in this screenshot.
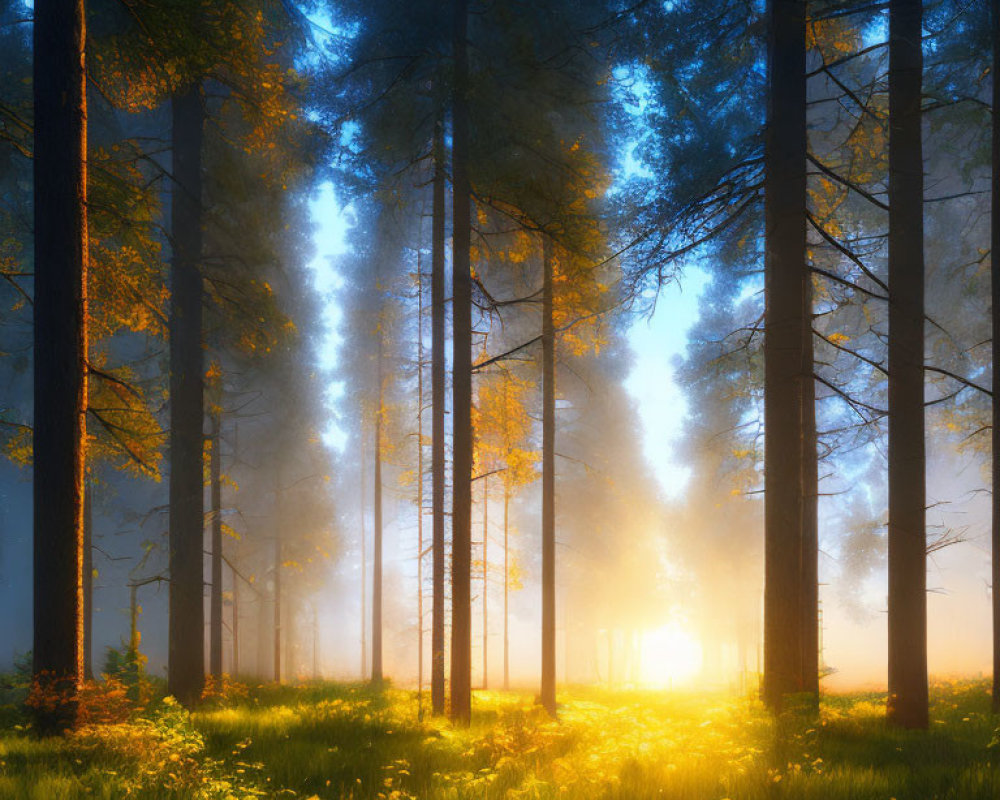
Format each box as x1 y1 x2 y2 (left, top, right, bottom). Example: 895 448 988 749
31 0 88 733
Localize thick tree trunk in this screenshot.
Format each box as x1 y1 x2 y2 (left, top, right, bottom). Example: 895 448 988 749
887 0 928 729
450 0 473 726
801 280 819 701
373 337 384 683
991 0 1000 716
32 0 88 733
168 85 205 708
83 483 93 681
762 0 807 711
541 237 557 716
209 411 223 677
503 487 510 691
431 113 447 715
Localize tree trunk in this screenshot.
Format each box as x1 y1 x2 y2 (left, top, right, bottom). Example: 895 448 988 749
992 0 1000 717
373 336 384 683
83 483 93 681
762 0 807 711
32 0 88 733
431 112 447 716
417 262 425 708
541 237 556 716
887 0 928 729
209 411 223 678
482 477 488 689
274 477 282 683
503 487 510 691
801 279 819 701
168 85 205 708
450 0 473 726
361 431 367 679
232 562 240 677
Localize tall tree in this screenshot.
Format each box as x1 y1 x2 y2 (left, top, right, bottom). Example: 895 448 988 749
32 0 88 732
992 0 1000 716
167 84 206 707
540 236 557 716
450 0 473 726
431 115 447 715
83 483 94 681
763 0 807 710
372 330 384 683
801 285 819 699
886 0 928 730
209 407 223 678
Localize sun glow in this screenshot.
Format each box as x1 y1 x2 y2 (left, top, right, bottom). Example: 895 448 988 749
639 624 704 688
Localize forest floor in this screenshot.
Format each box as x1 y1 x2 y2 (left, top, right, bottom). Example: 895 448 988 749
0 678 998 798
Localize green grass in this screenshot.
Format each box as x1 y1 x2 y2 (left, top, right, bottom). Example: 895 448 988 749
0 679 998 798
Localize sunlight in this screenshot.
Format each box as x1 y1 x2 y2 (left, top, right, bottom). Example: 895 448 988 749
639 624 703 688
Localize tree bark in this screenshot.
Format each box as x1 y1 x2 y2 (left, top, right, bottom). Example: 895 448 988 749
32 0 88 733
991 0 1000 716
361 431 367 679
373 335 384 683
450 0 473 726
801 279 819 701
209 411 223 678
168 85 205 708
274 473 282 683
503 486 510 691
417 262 425 708
887 0 928 729
482 477 488 689
231 562 240 676
762 0 807 711
83 483 93 681
541 237 557 716
431 112 447 715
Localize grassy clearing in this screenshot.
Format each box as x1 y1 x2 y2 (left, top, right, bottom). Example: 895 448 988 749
0 680 997 798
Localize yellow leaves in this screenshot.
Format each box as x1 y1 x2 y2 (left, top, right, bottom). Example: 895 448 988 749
474 372 539 490
2 425 32 467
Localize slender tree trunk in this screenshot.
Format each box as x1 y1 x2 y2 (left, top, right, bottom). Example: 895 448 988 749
991 0 1000 717
83 483 93 681
887 0 928 729
450 0 473 725
482 477 488 689
801 280 819 701
32 0 87 733
541 237 557 716
257 583 267 678
373 336 384 683
762 0 807 711
129 584 139 655
361 431 367 679
168 85 205 708
431 112 447 716
503 486 510 691
417 262 425 709
232 562 240 677
274 477 282 683
210 411 223 677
